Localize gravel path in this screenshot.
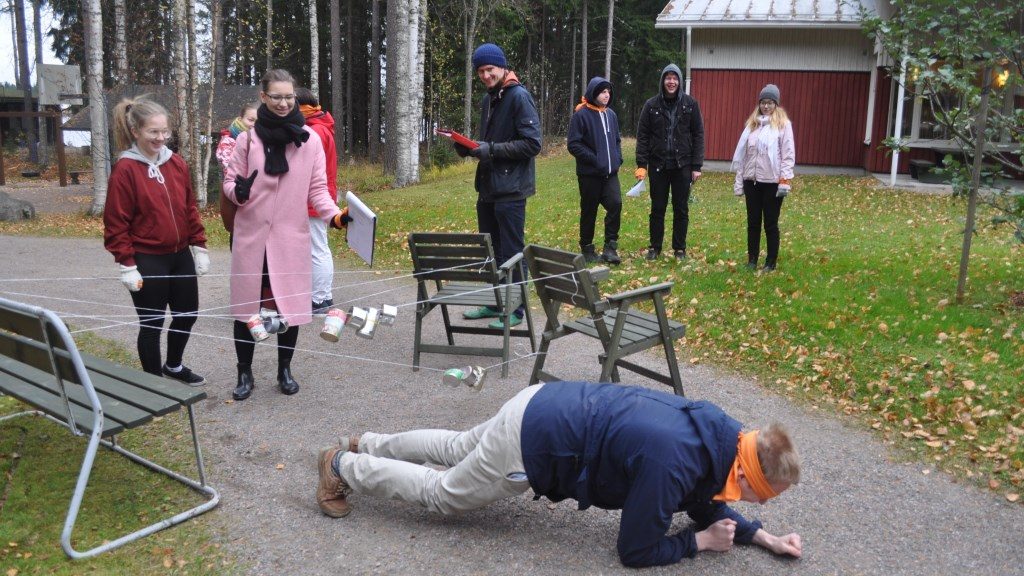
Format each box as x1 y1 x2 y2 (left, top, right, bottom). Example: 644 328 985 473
1 235 1021 576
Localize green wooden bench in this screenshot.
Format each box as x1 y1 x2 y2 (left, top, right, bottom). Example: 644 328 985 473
409 232 536 377
524 244 686 396
0 296 219 559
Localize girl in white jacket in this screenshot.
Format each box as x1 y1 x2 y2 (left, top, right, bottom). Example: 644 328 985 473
731 84 795 271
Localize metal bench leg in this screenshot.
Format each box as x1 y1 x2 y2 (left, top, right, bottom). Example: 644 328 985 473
60 408 220 559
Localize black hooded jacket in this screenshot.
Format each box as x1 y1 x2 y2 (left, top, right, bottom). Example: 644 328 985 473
567 76 623 177
636 64 705 171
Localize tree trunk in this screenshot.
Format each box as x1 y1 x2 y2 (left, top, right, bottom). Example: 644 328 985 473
955 74 992 304
568 23 576 110
213 0 225 83
462 0 478 135
581 0 587 94
369 0 381 161
33 0 46 163
14 0 37 163
330 0 343 152
186 0 203 205
113 0 128 83
84 0 110 215
200 0 222 208
384 0 421 187
171 0 192 181
344 0 353 156
265 0 273 70
604 0 614 80
309 0 319 94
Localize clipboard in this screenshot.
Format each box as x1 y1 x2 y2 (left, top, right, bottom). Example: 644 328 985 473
435 128 479 150
344 191 377 267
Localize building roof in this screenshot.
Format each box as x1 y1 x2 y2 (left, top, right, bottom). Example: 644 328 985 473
63 84 260 132
655 0 881 29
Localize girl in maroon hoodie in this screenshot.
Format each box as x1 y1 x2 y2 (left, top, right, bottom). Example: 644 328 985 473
103 96 209 385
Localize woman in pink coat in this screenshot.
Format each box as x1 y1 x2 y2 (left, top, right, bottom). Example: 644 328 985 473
223 69 348 401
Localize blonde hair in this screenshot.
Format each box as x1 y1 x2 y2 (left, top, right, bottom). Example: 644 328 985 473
745 105 790 131
111 95 169 152
260 69 296 93
240 102 258 117
756 422 801 486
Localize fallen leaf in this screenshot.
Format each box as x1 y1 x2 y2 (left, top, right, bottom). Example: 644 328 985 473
163 556 172 568
275 463 285 470
981 351 999 363
7 568 19 576
963 380 976 391
1007 493 1020 503
878 322 889 333
989 479 1001 490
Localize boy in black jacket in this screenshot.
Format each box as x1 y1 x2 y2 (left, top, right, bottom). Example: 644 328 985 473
455 43 542 328
567 76 623 265
635 63 705 260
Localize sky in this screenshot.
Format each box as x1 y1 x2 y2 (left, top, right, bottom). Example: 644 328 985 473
0 5 66 87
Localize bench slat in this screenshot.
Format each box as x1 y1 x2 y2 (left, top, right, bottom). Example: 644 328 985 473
0 356 152 431
79 352 207 406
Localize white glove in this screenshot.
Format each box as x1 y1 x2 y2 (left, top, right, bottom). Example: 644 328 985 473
119 264 143 292
191 246 210 276
776 183 791 197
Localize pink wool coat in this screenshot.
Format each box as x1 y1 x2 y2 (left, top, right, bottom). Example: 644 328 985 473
223 127 340 325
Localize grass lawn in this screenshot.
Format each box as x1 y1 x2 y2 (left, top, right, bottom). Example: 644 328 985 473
0 332 237 575
0 141 1021 572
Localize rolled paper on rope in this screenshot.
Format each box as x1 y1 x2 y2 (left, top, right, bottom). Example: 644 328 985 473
357 307 380 339
321 308 348 342
379 304 398 326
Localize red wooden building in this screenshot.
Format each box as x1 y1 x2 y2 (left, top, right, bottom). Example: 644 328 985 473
654 0 986 174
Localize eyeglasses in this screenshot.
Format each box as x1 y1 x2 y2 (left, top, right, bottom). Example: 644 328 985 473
265 94 296 104
142 129 171 138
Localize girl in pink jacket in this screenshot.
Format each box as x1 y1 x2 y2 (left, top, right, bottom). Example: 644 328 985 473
223 69 347 401
730 84 796 272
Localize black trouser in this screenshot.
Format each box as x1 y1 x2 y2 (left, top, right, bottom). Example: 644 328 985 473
477 198 527 317
130 250 199 376
743 180 785 266
233 254 300 371
578 173 622 248
648 167 692 253
233 321 299 370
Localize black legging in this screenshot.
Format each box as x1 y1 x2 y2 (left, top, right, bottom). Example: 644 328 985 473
233 321 299 369
130 250 199 375
743 180 785 266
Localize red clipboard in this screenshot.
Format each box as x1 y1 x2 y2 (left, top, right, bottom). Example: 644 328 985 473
435 128 479 150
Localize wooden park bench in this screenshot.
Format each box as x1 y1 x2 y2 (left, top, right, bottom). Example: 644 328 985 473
0 296 219 559
409 232 535 377
524 244 686 396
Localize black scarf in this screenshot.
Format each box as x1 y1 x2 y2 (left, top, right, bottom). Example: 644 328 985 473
254 103 309 175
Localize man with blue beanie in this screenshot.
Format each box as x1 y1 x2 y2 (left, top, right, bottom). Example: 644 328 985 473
456 42 542 329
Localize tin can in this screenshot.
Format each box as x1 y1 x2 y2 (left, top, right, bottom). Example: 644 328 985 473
348 306 368 330
320 308 348 342
260 307 288 334
247 314 269 341
442 366 485 391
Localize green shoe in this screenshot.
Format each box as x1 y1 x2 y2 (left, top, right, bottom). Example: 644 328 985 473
463 306 501 320
488 315 523 329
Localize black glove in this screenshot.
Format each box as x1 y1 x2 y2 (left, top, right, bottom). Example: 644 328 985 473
234 169 258 204
454 142 471 158
330 208 354 229
468 142 491 163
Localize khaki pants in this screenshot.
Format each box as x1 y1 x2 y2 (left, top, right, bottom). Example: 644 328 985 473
339 384 543 514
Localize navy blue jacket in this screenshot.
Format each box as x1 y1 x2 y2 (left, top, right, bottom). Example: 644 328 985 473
520 381 762 568
567 77 623 177
636 64 705 171
468 79 542 202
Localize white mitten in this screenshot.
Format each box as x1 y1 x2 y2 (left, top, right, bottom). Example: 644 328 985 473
191 246 210 276
119 264 143 292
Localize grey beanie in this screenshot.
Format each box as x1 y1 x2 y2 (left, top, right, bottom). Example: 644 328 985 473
759 84 780 104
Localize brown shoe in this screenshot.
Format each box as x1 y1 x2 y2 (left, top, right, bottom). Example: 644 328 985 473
317 447 353 518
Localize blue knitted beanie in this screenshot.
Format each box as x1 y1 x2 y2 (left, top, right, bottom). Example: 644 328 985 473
472 43 507 70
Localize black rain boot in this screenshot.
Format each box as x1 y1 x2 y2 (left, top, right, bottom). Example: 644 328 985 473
581 244 599 264
601 241 621 265
233 363 254 400
278 365 300 395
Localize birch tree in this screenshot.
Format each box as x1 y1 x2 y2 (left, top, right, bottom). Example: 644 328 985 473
84 0 109 214
265 0 273 69
33 0 46 163
384 0 424 187
309 0 319 93
113 0 127 83
369 0 381 160
459 0 502 135
580 0 587 92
